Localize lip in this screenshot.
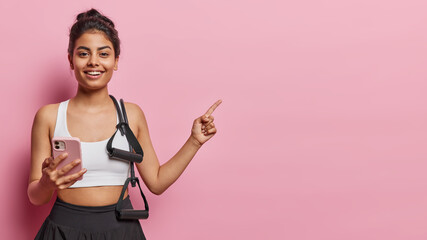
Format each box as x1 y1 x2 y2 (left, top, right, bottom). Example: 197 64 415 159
83 70 105 80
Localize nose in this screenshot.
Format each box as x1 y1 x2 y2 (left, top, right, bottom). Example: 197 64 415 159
87 54 99 67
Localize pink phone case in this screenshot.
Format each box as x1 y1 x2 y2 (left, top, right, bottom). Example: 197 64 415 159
52 137 83 180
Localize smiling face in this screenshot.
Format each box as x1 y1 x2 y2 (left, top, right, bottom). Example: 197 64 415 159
68 30 119 91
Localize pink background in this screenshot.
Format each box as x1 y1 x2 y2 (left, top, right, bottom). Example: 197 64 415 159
1 0 427 239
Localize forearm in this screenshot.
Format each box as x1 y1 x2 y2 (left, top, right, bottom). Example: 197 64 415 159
153 136 202 194
27 179 55 206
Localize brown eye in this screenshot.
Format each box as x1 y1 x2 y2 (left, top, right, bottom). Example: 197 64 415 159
78 52 89 57
100 52 109 57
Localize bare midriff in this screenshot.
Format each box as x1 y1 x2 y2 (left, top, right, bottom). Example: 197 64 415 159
58 186 128 206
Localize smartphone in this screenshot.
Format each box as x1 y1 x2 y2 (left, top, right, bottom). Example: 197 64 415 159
52 137 83 180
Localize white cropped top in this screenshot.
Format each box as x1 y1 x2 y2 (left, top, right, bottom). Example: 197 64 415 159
53 100 130 188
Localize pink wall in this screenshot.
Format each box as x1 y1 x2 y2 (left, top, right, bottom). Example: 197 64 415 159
1 0 427 239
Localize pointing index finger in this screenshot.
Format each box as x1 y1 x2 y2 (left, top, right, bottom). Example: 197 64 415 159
205 100 222 117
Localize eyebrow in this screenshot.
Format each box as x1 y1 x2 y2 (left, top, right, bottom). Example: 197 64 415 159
76 46 112 51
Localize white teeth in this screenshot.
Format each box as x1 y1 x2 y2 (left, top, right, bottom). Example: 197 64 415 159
87 71 101 75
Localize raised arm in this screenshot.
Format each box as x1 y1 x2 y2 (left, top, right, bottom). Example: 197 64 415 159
128 100 222 195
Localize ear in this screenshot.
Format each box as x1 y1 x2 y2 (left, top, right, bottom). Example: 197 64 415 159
114 56 119 71
68 54 74 70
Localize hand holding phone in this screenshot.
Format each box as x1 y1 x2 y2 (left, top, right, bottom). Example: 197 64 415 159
52 137 83 180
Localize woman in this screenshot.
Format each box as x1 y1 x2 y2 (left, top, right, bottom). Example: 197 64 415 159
28 8 221 239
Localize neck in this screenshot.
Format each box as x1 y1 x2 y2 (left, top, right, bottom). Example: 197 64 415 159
73 85 111 108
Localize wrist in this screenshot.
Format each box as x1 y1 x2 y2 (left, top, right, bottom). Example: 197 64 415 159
188 135 203 149
38 175 55 192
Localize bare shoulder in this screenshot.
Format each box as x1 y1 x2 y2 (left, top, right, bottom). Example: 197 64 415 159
33 103 59 127
123 102 149 135
123 102 146 121
32 103 61 141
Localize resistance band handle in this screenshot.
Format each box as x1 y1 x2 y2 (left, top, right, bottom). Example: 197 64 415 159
116 209 149 220
108 148 143 163
116 177 149 220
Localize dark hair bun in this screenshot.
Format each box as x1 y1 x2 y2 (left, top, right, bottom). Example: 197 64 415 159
76 8 115 28
68 8 120 58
